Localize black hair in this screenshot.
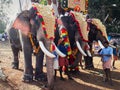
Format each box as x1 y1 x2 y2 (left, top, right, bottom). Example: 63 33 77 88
104 41 109 44
113 42 117 46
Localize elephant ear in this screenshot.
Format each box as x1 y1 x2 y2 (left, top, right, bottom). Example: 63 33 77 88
12 17 30 35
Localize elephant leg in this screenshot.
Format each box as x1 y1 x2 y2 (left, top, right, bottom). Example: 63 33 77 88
11 45 20 69
84 56 94 69
8 28 22 69
22 35 33 82
35 50 47 81
70 52 82 69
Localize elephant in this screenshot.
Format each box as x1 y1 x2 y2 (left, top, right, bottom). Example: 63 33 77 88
8 1 66 90
52 1 92 71
83 18 109 69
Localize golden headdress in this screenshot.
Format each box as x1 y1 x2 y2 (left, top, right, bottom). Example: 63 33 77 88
71 11 88 41
33 3 56 39
91 18 108 39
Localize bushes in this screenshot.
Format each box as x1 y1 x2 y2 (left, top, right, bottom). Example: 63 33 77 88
0 29 4 33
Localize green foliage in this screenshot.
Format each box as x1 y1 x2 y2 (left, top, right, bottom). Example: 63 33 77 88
0 0 12 17
40 0 47 5
88 0 120 34
0 0 12 32
0 21 6 33
0 30 4 33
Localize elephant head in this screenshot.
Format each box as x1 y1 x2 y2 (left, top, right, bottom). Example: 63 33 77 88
78 18 109 69
13 3 66 58
88 18 108 48
70 11 91 57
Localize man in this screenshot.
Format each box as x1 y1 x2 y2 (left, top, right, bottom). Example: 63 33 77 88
99 41 113 85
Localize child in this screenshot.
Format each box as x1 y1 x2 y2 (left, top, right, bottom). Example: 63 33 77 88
99 41 113 85
57 39 72 80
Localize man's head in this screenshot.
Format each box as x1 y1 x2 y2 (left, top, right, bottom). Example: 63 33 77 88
104 41 109 48
113 42 117 47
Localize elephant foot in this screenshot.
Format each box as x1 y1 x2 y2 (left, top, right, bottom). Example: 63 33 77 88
12 62 19 69
60 77 65 81
42 85 54 90
22 74 33 83
41 87 49 90
41 85 49 90
85 66 94 70
35 73 47 82
41 87 54 90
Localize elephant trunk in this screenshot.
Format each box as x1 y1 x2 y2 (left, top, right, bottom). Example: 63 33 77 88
44 39 54 90
98 40 105 49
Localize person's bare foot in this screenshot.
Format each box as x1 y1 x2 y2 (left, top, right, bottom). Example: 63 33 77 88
113 67 117 69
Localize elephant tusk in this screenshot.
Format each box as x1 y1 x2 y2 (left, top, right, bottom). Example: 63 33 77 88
52 42 66 57
86 50 92 57
39 41 56 58
98 40 104 49
76 41 87 56
86 43 92 57
109 44 116 48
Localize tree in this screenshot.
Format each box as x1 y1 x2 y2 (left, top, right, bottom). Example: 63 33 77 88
0 0 12 33
88 0 120 34
40 0 47 5
0 0 12 22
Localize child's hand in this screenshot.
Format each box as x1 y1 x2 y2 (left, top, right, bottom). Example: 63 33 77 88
58 39 63 45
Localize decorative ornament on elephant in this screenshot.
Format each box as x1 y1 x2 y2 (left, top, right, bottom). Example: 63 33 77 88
10 3 65 90
88 18 108 44
61 0 86 11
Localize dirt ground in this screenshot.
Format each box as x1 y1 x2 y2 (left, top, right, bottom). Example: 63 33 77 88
0 40 120 90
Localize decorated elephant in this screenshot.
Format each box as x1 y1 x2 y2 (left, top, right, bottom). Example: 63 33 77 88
52 0 91 70
82 18 108 69
8 1 67 90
